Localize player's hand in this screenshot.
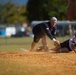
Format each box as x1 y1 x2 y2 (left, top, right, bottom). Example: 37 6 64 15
54 40 60 46
71 43 75 50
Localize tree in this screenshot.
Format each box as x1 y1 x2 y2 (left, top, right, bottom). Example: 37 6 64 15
0 2 27 24
27 0 67 22
67 0 76 21
66 0 76 36
0 4 3 23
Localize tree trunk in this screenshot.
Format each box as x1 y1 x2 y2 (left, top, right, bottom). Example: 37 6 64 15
67 0 76 21
67 0 76 36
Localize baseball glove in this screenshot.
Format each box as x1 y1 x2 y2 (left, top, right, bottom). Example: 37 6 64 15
54 40 60 46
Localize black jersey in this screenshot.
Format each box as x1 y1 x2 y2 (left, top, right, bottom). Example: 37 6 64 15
32 21 56 40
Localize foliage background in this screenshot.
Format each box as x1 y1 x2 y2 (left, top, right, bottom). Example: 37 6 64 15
0 0 67 24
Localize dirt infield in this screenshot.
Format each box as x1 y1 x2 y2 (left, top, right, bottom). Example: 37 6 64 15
0 51 76 75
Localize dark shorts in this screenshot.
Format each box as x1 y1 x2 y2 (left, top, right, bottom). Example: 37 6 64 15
32 27 44 43
60 39 72 51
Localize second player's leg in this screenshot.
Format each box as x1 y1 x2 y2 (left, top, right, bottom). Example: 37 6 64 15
41 36 49 52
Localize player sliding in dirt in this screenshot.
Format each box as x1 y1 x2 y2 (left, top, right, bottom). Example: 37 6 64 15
54 33 76 53
30 17 60 52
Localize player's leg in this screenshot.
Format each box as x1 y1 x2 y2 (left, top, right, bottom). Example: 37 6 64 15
41 35 49 52
30 41 37 51
30 35 40 52
57 48 69 53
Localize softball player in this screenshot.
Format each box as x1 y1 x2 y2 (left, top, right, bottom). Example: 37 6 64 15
30 17 60 52
55 34 76 53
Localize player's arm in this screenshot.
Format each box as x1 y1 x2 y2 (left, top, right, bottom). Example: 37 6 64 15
45 26 56 41
44 25 60 45
44 23 56 40
71 43 76 53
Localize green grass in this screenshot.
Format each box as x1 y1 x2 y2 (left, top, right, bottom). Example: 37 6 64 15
0 37 32 44
0 36 70 52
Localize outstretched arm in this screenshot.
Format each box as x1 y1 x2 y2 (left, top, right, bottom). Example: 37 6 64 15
71 43 76 53
45 25 60 46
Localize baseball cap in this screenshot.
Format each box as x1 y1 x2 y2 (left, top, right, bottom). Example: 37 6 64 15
50 17 57 22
